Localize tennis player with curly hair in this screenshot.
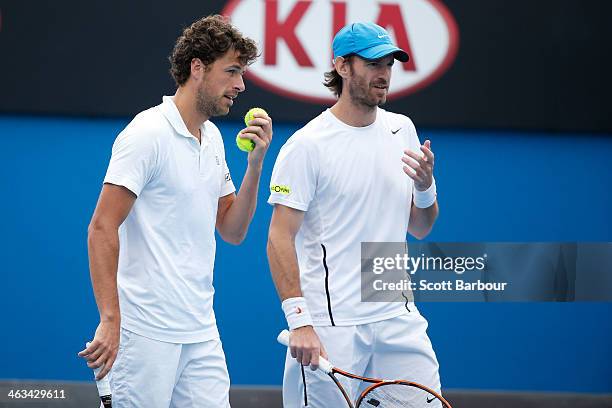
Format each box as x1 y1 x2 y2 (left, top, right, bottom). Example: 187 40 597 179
79 15 271 407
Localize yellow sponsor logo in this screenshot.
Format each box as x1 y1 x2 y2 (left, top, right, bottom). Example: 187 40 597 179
270 184 291 195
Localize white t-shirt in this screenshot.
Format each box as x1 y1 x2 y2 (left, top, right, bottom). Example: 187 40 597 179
268 108 420 326
104 96 235 343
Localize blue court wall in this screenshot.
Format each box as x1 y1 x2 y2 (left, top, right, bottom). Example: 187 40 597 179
0 115 611 393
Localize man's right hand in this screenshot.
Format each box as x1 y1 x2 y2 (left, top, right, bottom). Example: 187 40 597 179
78 320 120 380
290 326 328 371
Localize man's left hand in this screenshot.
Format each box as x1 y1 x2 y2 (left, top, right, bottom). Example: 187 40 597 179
402 140 435 191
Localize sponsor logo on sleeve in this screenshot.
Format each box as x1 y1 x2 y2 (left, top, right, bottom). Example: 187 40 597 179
270 184 291 194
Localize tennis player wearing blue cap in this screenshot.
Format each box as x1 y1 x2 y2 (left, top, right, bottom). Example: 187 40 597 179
267 22 442 406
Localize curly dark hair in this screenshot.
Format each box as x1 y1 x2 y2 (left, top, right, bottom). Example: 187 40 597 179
169 15 259 86
323 55 353 97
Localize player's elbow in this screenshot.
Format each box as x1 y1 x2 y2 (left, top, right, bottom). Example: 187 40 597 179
88 217 115 242
267 227 295 258
411 230 429 240
228 234 245 245
215 216 247 245
87 218 120 256
408 225 433 240
266 228 283 257
221 230 246 245
266 234 275 257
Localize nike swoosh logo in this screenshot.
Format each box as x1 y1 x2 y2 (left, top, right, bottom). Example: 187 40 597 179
426 396 436 403
377 34 388 39
391 128 402 134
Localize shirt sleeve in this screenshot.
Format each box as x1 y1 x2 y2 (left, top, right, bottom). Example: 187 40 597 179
219 145 236 198
103 130 158 197
268 134 318 211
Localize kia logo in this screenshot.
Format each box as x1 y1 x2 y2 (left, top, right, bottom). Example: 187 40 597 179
223 0 459 103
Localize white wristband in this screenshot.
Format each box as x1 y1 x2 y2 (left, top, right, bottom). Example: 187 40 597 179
413 178 437 208
281 297 313 330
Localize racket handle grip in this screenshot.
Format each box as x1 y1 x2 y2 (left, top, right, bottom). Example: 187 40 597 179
277 330 334 374
277 329 291 346
86 342 112 407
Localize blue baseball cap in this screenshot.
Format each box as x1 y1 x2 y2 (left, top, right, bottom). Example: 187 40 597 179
332 22 409 62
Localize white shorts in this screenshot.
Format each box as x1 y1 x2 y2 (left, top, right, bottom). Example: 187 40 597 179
283 311 441 407
110 328 230 408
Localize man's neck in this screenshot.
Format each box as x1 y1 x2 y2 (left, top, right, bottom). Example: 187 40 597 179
173 87 208 142
329 96 377 127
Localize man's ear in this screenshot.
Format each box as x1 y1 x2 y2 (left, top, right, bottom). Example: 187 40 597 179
190 58 206 81
334 56 352 79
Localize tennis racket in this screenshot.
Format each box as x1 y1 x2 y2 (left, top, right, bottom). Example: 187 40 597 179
277 330 452 408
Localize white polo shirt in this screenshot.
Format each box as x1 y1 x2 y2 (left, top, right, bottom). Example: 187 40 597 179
104 96 235 343
268 108 420 326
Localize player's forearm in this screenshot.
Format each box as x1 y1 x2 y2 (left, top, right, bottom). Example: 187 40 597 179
87 224 121 322
219 164 262 243
408 200 439 240
267 228 303 300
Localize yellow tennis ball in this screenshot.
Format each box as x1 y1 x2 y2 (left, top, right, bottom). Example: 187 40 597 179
244 107 268 126
236 131 255 152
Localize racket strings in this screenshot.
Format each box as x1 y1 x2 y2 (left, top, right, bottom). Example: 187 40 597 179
329 373 355 407
358 383 444 408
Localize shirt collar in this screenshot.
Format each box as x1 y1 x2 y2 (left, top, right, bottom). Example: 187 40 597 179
160 95 204 140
